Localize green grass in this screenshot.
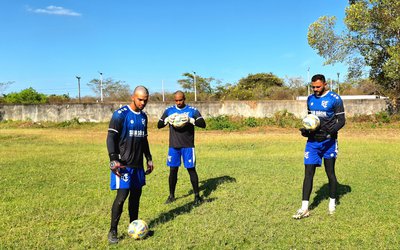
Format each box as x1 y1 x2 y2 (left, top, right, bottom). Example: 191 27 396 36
0 125 399 249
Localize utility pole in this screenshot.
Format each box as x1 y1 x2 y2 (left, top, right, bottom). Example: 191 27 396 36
307 67 310 96
193 71 197 102
337 72 340 95
162 80 165 102
99 72 103 102
75 76 81 103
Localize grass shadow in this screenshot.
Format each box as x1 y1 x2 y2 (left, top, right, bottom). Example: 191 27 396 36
148 175 236 228
309 182 352 210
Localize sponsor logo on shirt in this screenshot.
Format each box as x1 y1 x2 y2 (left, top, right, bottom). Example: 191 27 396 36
129 130 146 137
311 110 328 117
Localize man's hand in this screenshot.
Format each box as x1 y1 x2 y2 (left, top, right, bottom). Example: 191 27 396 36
110 160 124 177
165 113 178 125
179 113 189 124
299 128 310 138
314 130 331 141
145 160 154 175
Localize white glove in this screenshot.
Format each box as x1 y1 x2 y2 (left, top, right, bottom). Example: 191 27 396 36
189 117 195 125
172 113 189 128
164 113 178 125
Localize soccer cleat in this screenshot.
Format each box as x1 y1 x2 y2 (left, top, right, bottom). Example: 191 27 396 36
108 230 118 244
194 195 203 205
164 196 176 204
328 206 336 215
292 209 310 219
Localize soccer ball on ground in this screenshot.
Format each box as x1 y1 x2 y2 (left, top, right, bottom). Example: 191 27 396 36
128 220 149 240
302 114 320 130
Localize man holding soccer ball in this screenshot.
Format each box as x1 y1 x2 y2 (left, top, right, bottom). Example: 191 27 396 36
158 90 206 205
293 74 346 219
106 86 154 243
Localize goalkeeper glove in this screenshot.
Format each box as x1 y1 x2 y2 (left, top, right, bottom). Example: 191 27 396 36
299 128 310 138
164 113 178 125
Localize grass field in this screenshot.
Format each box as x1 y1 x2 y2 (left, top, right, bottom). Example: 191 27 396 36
0 123 399 249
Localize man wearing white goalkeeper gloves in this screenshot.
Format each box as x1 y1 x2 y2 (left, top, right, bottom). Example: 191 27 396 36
157 90 206 205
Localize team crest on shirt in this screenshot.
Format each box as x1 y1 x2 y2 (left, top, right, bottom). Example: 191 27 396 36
304 151 309 159
121 173 129 182
322 101 328 108
142 119 146 125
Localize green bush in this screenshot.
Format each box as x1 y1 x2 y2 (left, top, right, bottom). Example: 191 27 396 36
243 117 259 127
374 111 390 123
56 118 81 128
3 87 48 104
206 116 240 131
272 110 302 128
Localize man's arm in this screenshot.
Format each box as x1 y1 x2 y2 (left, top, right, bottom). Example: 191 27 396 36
191 110 206 128
107 113 122 161
157 110 169 129
106 113 124 176
106 130 120 161
143 118 153 174
328 99 346 134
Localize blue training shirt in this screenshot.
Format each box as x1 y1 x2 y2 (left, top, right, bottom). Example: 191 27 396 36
107 105 150 167
160 104 203 148
307 91 345 138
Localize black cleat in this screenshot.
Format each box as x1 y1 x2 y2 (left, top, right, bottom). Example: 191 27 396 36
165 196 176 204
194 195 203 205
108 230 118 244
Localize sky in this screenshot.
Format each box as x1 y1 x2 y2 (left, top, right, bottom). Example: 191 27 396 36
0 0 350 97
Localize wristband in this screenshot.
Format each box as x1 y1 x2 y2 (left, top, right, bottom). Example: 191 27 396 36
109 153 119 161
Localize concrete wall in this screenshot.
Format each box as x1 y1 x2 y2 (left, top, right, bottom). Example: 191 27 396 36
0 99 388 123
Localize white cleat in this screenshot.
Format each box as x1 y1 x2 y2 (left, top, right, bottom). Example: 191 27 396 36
292 209 310 219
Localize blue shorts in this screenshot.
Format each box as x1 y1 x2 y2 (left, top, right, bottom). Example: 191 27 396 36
110 167 146 190
167 147 196 168
304 139 338 166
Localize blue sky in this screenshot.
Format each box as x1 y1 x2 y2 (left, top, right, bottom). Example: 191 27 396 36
0 1 349 97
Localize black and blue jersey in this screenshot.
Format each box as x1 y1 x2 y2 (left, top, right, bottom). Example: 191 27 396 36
158 104 206 148
107 105 151 168
307 91 345 140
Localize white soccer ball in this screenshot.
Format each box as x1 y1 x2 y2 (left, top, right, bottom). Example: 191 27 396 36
302 114 320 130
127 220 149 240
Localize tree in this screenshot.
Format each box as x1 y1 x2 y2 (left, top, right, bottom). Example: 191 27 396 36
0 81 14 96
87 78 131 101
308 0 400 112
285 76 307 99
3 87 48 104
177 73 216 94
229 73 284 100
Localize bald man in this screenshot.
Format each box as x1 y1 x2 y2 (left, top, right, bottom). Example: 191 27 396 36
158 90 206 205
106 86 154 244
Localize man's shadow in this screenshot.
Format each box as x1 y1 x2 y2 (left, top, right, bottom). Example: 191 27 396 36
309 182 351 210
147 175 236 229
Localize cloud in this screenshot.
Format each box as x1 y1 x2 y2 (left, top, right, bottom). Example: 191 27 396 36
27 5 81 16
